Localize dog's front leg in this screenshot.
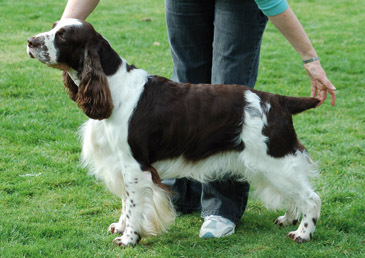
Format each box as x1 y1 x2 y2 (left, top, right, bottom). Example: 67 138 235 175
108 198 127 235
111 167 144 247
111 164 175 247
111 198 142 247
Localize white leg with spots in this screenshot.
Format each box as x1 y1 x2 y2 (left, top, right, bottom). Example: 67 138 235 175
111 168 143 247
111 162 174 247
287 193 321 243
241 148 321 244
108 199 127 234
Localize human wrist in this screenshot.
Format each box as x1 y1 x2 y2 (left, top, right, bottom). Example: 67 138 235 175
299 48 318 61
303 56 319 64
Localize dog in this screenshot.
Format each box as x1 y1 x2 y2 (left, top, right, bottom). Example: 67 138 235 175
27 19 322 246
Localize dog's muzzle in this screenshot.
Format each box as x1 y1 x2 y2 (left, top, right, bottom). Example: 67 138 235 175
27 37 41 59
27 35 52 64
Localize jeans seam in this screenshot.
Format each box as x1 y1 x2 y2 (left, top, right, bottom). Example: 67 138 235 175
246 20 267 87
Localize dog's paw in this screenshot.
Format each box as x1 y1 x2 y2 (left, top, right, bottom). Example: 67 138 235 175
112 232 141 247
112 236 130 247
108 222 125 234
274 215 298 227
286 230 312 244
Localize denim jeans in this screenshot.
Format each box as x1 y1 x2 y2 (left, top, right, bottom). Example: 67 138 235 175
164 0 268 224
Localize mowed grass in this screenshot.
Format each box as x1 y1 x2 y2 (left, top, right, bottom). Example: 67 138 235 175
0 0 364 257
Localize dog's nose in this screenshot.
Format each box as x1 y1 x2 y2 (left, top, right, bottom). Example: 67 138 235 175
28 37 41 48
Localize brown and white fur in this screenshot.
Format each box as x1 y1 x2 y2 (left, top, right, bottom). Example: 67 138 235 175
27 19 322 246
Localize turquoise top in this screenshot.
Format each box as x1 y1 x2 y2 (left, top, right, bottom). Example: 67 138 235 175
255 0 289 16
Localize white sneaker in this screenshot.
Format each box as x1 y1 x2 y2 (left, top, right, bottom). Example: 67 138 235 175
199 215 236 238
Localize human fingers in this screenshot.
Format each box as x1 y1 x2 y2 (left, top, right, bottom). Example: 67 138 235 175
328 88 336 106
318 75 336 106
310 86 316 98
317 89 327 106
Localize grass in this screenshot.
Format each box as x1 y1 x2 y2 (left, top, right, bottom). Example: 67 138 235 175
0 0 364 257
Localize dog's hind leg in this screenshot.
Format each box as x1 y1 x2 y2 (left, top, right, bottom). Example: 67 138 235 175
260 182 321 243
271 188 321 243
274 206 299 227
283 154 321 243
246 151 321 243
287 192 321 243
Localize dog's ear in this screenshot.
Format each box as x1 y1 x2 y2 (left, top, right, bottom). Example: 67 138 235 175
62 71 78 102
76 46 114 120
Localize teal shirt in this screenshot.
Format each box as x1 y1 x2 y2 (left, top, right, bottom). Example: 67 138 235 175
255 0 289 16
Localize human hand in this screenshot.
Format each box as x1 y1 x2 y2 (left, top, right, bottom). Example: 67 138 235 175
304 60 336 107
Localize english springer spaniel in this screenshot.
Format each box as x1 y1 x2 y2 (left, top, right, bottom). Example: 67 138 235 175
27 19 322 246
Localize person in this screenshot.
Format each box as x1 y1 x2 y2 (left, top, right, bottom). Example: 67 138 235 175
60 0 336 239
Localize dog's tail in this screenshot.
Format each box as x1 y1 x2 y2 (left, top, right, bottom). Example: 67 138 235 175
280 96 320 115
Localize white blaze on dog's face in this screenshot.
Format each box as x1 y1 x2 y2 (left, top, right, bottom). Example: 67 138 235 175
27 19 83 65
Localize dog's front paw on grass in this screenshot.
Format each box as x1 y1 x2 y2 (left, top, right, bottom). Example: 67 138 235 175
108 222 125 234
112 233 141 247
287 230 312 244
112 236 131 247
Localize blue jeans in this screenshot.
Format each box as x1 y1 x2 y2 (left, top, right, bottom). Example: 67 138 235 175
164 0 268 224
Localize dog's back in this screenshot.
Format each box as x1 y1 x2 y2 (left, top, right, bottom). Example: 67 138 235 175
128 75 319 165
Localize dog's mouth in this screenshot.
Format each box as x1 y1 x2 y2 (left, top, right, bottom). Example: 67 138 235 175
27 47 48 63
27 46 56 66
28 50 35 58
26 44 36 59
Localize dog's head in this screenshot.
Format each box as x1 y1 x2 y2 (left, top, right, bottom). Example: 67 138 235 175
27 19 117 120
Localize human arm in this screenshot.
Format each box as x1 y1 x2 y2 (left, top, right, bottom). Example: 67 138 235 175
61 0 100 20
269 7 336 106
255 1 336 106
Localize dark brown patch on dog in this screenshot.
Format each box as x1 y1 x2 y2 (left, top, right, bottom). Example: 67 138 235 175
128 76 246 165
126 63 136 72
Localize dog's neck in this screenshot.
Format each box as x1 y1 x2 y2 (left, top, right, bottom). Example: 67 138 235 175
106 61 149 105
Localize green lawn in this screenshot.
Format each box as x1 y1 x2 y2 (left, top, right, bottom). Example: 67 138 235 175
0 0 364 257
